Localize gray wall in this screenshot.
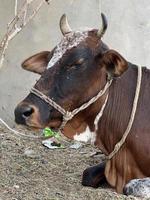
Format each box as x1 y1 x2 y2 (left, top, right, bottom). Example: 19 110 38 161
0 0 150 125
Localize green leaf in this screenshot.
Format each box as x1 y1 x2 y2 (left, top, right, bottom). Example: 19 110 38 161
43 127 61 139
43 127 55 137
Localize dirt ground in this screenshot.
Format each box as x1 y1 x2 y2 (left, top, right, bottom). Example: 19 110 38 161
0 124 143 200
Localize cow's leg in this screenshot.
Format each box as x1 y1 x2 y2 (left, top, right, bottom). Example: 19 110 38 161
82 161 107 188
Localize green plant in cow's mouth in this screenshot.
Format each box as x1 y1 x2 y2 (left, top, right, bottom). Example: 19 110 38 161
43 127 60 139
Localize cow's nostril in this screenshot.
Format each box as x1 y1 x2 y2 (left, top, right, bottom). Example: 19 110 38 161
22 107 34 118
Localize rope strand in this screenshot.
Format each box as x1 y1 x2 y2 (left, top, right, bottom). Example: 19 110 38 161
0 117 43 140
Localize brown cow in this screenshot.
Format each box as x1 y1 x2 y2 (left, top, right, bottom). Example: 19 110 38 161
14 13 150 195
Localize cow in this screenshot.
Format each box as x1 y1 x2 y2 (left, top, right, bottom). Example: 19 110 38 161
14 13 150 197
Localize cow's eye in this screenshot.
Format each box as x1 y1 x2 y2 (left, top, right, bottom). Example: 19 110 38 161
67 58 85 70
75 58 84 65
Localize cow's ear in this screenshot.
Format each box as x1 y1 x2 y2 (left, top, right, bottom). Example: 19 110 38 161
22 51 50 74
101 50 128 78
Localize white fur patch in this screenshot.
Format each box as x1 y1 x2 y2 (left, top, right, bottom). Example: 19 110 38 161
47 31 88 69
73 126 96 145
124 178 150 198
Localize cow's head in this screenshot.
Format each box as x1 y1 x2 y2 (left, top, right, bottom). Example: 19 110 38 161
15 14 128 139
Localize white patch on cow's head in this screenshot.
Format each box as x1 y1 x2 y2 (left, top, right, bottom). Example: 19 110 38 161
73 126 96 145
47 31 89 69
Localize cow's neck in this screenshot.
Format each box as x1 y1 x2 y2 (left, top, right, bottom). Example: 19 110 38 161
95 63 138 154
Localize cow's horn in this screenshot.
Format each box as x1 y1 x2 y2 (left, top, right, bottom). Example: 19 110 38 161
97 13 108 38
60 14 72 35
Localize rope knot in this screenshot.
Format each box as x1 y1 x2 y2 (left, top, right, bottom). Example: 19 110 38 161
64 111 74 121
59 111 74 130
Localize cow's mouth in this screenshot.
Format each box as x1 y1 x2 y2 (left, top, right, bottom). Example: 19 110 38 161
25 115 63 133
25 121 44 130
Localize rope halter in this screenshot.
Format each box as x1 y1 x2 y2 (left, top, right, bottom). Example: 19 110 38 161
30 66 142 161
30 78 113 130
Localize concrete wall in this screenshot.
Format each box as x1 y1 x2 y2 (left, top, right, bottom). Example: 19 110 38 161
0 0 150 125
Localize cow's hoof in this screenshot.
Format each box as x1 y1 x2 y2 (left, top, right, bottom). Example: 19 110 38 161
123 178 150 198
82 162 106 188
